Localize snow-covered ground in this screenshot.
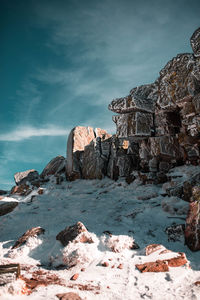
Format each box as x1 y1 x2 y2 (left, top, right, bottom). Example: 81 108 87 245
0 165 200 300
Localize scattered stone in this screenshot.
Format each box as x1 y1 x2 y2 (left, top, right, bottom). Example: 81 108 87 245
12 227 45 249
56 221 93 247
80 268 85 272
56 293 82 300
38 189 44 195
40 156 65 178
0 201 18 216
117 264 123 269
102 262 109 267
14 169 39 186
70 273 79 281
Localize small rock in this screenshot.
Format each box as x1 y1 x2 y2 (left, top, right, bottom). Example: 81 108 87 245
102 262 109 267
194 281 200 286
10 184 31 196
80 268 85 272
117 264 123 269
56 293 82 300
14 169 39 186
70 273 79 281
145 244 165 256
38 189 44 195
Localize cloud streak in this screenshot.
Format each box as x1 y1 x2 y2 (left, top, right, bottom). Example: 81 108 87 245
0 125 69 142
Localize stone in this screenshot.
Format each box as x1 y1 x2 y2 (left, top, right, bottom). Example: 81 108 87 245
155 109 182 136
10 184 32 196
102 262 109 267
165 224 185 242
12 227 45 249
108 83 157 114
157 53 200 110
40 156 65 178
185 187 200 251
56 292 82 300
70 273 79 281
56 221 93 247
0 190 7 195
136 260 169 273
0 201 18 216
113 111 153 138
190 27 200 57
117 264 123 269
145 244 165 256
149 136 181 159
66 126 111 181
14 169 39 186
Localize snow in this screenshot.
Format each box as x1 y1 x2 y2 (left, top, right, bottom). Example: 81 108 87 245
0 166 200 299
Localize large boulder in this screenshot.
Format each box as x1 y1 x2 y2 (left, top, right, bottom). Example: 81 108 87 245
65 126 111 181
14 169 40 186
190 27 200 57
40 156 65 178
0 201 18 216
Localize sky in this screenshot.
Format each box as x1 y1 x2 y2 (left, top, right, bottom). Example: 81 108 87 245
0 0 200 190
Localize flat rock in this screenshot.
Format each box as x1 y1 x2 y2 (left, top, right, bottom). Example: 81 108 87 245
0 201 18 216
40 156 65 178
56 292 82 300
12 227 45 249
10 184 32 196
14 169 39 186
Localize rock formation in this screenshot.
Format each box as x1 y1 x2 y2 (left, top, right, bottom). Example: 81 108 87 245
14 169 40 186
40 156 65 178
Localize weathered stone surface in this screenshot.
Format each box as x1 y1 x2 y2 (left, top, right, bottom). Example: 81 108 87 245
14 169 39 186
113 111 153 138
165 224 185 242
190 27 200 57
66 126 111 181
145 244 165 256
149 136 181 159
155 109 182 136
0 201 18 216
185 186 200 251
56 222 93 247
109 83 157 114
136 260 169 272
12 227 45 249
40 156 65 178
157 53 200 110
82 135 112 180
56 292 82 300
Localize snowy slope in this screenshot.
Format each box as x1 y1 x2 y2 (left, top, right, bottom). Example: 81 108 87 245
0 165 200 300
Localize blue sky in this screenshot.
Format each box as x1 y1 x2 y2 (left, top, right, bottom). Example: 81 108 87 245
0 0 200 190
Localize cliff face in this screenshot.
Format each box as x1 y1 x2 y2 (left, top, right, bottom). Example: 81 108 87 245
66 28 200 183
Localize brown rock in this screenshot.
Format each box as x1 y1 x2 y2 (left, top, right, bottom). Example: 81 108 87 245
102 262 109 267
56 221 93 247
185 198 200 251
70 273 79 281
38 189 44 195
10 184 31 196
12 227 45 249
136 260 169 273
194 281 200 286
80 268 85 272
145 244 164 256
40 156 65 178
117 264 123 269
0 201 18 216
56 293 82 300
14 169 39 186
166 252 187 267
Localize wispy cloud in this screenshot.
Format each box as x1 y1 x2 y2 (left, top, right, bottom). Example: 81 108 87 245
0 125 69 142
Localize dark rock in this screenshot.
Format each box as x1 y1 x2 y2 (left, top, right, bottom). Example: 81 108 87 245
40 156 65 178
14 169 40 186
12 227 45 249
0 190 7 195
10 184 32 196
56 292 82 300
185 199 200 251
165 224 185 242
0 201 18 216
56 221 93 247
190 27 200 57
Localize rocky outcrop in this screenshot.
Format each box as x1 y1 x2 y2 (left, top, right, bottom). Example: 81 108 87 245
40 156 65 178
14 169 40 186
65 126 111 181
190 27 200 57
0 201 18 216
12 227 45 249
56 222 93 247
